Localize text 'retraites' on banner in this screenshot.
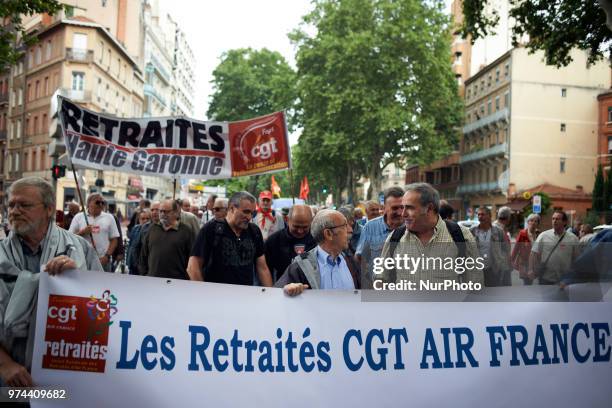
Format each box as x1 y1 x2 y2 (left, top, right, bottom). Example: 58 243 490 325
32 271 612 408
58 96 291 179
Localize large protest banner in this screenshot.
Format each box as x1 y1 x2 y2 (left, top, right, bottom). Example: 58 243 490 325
32 271 612 407
58 96 291 179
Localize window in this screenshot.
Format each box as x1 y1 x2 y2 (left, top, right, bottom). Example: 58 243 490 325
560 158 566 173
608 136 612 154
17 88 23 105
16 119 21 139
455 51 462 64
44 76 49 95
560 123 566 132
46 40 52 60
493 166 498 181
42 113 48 132
107 50 111 68
35 80 40 99
495 96 500 111
35 46 41 65
561 88 567 97
467 88 471 99
11 90 15 107
456 74 462 86
24 152 29 172
14 152 19 172
33 116 38 135
40 148 46 169
487 99 492 115
504 92 509 108
608 107 612 122
32 149 37 171
27 84 32 101
72 72 84 90
25 118 30 136
504 63 510 78
495 68 500 83
487 75 492 87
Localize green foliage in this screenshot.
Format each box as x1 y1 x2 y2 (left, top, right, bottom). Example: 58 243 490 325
292 0 462 200
461 0 611 67
207 48 298 128
521 192 552 219
0 0 64 72
593 164 605 212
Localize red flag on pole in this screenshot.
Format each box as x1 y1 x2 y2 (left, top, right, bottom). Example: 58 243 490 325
299 176 310 200
271 175 281 198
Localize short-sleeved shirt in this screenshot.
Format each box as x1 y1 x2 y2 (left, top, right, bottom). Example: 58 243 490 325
191 219 265 285
264 227 316 282
69 212 120 257
532 229 579 282
355 215 394 275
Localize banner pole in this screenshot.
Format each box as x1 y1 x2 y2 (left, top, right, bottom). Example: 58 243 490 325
71 165 96 252
289 169 295 205
173 179 177 200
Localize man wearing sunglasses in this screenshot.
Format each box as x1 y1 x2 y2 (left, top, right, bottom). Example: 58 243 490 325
0 177 102 388
276 209 359 296
212 197 228 221
69 193 120 272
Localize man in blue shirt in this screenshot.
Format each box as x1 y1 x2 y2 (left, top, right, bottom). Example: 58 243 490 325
276 209 359 295
355 186 405 287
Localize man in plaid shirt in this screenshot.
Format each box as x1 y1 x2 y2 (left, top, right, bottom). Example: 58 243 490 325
379 183 484 287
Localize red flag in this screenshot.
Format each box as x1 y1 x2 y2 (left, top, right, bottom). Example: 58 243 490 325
299 176 310 200
271 175 281 198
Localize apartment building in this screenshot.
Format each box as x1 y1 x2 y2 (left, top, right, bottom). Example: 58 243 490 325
4 15 145 210
597 91 612 170
460 47 610 218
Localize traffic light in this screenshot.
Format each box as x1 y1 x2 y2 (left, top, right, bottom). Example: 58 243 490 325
51 164 66 180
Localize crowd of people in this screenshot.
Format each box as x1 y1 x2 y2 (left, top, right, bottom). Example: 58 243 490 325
1 176 611 387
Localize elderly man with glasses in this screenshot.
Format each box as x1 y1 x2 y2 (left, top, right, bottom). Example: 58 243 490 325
0 177 102 388
276 209 359 296
140 199 194 280
69 192 120 272
212 197 229 221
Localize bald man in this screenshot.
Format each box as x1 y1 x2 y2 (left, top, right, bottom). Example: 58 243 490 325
264 204 316 282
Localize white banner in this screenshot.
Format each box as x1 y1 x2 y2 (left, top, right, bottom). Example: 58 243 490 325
32 271 612 407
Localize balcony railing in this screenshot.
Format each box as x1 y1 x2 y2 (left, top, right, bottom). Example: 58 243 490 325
463 108 509 134
150 54 172 83
66 48 93 63
457 177 509 195
460 142 508 164
144 84 167 107
0 130 6 141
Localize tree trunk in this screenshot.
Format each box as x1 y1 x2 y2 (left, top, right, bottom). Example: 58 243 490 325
367 153 383 200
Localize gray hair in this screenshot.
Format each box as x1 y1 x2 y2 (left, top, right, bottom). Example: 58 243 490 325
9 177 55 209
311 209 342 243
384 186 404 203
497 206 512 220
338 207 354 223
213 198 228 208
229 191 256 208
526 213 541 224
404 183 440 213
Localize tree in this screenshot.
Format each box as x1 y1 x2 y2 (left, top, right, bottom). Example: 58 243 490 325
0 0 64 72
207 48 298 194
292 0 462 200
461 0 611 67
593 164 605 213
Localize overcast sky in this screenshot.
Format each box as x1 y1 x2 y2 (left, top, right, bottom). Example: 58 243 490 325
161 0 313 121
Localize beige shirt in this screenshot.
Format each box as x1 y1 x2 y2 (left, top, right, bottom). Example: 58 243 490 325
380 216 484 285
532 229 579 282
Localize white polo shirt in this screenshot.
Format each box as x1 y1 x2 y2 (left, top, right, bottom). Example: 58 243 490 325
531 229 578 282
69 211 120 257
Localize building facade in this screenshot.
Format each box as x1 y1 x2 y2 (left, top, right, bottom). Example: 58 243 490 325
461 48 610 219
597 91 612 170
4 15 145 212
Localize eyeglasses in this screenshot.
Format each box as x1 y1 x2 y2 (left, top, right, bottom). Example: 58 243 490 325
213 207 227 212
8 201 43 211
327 222 348 230
94 200 105 205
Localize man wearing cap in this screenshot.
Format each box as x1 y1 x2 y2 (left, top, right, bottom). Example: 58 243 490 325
253 190 285 241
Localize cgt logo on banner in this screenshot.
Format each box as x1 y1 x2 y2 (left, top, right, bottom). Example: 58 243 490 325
58 96 290 179
42 290 118 373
